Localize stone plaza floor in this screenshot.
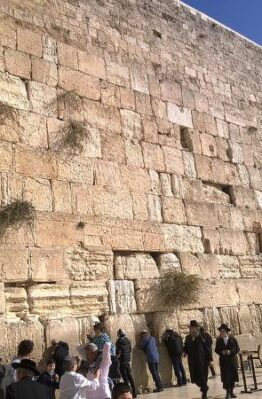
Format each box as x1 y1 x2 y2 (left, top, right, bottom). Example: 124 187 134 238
141 371 262 399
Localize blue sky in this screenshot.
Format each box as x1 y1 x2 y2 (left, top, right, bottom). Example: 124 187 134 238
182 0 262 45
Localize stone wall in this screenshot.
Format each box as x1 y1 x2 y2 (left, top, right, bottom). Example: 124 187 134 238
0 0 261 388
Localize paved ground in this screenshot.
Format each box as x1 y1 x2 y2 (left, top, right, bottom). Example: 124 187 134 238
141 372 262 399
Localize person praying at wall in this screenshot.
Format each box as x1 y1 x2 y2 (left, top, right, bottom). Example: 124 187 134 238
215 324 240 399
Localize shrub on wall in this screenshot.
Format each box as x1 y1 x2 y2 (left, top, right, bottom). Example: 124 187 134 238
0 200 35 228
160 271 202 308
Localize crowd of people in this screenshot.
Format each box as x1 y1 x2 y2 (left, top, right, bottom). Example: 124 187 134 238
0 320 240 399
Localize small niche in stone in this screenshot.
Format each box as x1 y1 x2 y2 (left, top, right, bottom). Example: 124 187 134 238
180 126 192 151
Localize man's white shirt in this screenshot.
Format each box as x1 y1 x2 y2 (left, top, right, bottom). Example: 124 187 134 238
60 371 99 399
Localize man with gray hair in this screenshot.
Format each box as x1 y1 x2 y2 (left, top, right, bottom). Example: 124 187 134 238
6 359 50 399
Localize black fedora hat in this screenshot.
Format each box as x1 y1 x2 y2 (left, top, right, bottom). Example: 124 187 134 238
12 359 40 376
218 323 231 332
189 320 199 328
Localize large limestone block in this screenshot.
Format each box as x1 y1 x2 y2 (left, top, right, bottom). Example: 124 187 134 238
217 256 241 278
135 279 165 313
239 256 262 278
2 319 44 361
57 158 94 184
120 109 142 140
238 305 261 335
28 81 57 116
130 64 149 94
83 99 121 133
219 228 248 255
32 58 58 87
160 80 182 105
0 142 13 173
95 160 120 189
120 166 150 193
147 194 162 222
167 103 193 128
44 317 80 354
114 253 159 279
0 20 16 49
17 28 42 57
152 311 179 340
162 146 184 175
177 309 204 335
24 177 52 212
58 66 100 100
0 249 29 282
93 187 133 219
70 282 108 315
108 280 137 314
5 287 28 314
15 146 57 179
237 280 262 305
79 51 106 80
18 111 48 149
162 197 187 224
161 224 204 253
105 313 147 344
183 151 197 178
30 249 64 282
185 201 220 227
230 186 258 209
52 180 72 213
5 48 31 80
196 280 239 309
156 253 181 274
219 306 240 335
180 253 219 279
35 218 82 247
212 159 240 186
64 247 113 281
142 142 165 172
28 284 71 316
0 72 29 110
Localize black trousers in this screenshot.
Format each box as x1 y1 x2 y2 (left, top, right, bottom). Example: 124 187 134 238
148 362 163 390
119 364 137 396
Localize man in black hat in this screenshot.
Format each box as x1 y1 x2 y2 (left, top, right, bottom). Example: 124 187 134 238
184 320 212 399
215 324 240 399
115 329 137 398
6 359 50 399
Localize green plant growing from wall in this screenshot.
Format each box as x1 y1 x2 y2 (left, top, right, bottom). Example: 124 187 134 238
159 271 202 308
0 102 17 124
61 120 89 155
0 200 35 229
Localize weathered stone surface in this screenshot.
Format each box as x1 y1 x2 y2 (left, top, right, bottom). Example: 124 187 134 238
114 253 159 279
135 279 165 313
5 49 31 79
17 28 42 57
162 224 204 253
70 282 108 315
28 81 57 116
45 318 80 354
120 109 142 140
108 280 137 314
58 66 100 100
0 249 29 282
30 249 64 282
24 177 52 211
239 256 262 278
5 287 28 315
162 197 187 224
0 72 29 110
156 253 181 274
64 247 113 281
167 103 193 128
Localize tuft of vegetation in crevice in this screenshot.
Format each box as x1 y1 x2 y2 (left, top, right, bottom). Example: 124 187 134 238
0 103 17 124
0 200 35 229
159 271 202 308
60 120 89 155
76 221 86 230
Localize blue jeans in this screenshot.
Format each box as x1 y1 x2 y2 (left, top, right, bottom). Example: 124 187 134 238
148 362 163 390
171 354 187 385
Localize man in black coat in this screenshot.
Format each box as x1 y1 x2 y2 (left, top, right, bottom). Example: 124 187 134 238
115 329 137 398
215 324 240 399
51 340 69 378
200 327 217 377
6 359 51 399
163 328 187 387
184 320 212 399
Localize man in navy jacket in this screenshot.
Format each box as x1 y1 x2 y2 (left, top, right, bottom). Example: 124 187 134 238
138 330 163 392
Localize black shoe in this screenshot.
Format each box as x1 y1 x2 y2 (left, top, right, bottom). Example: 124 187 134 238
230 393 237 398
153 388 163 393
202 394 207 399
